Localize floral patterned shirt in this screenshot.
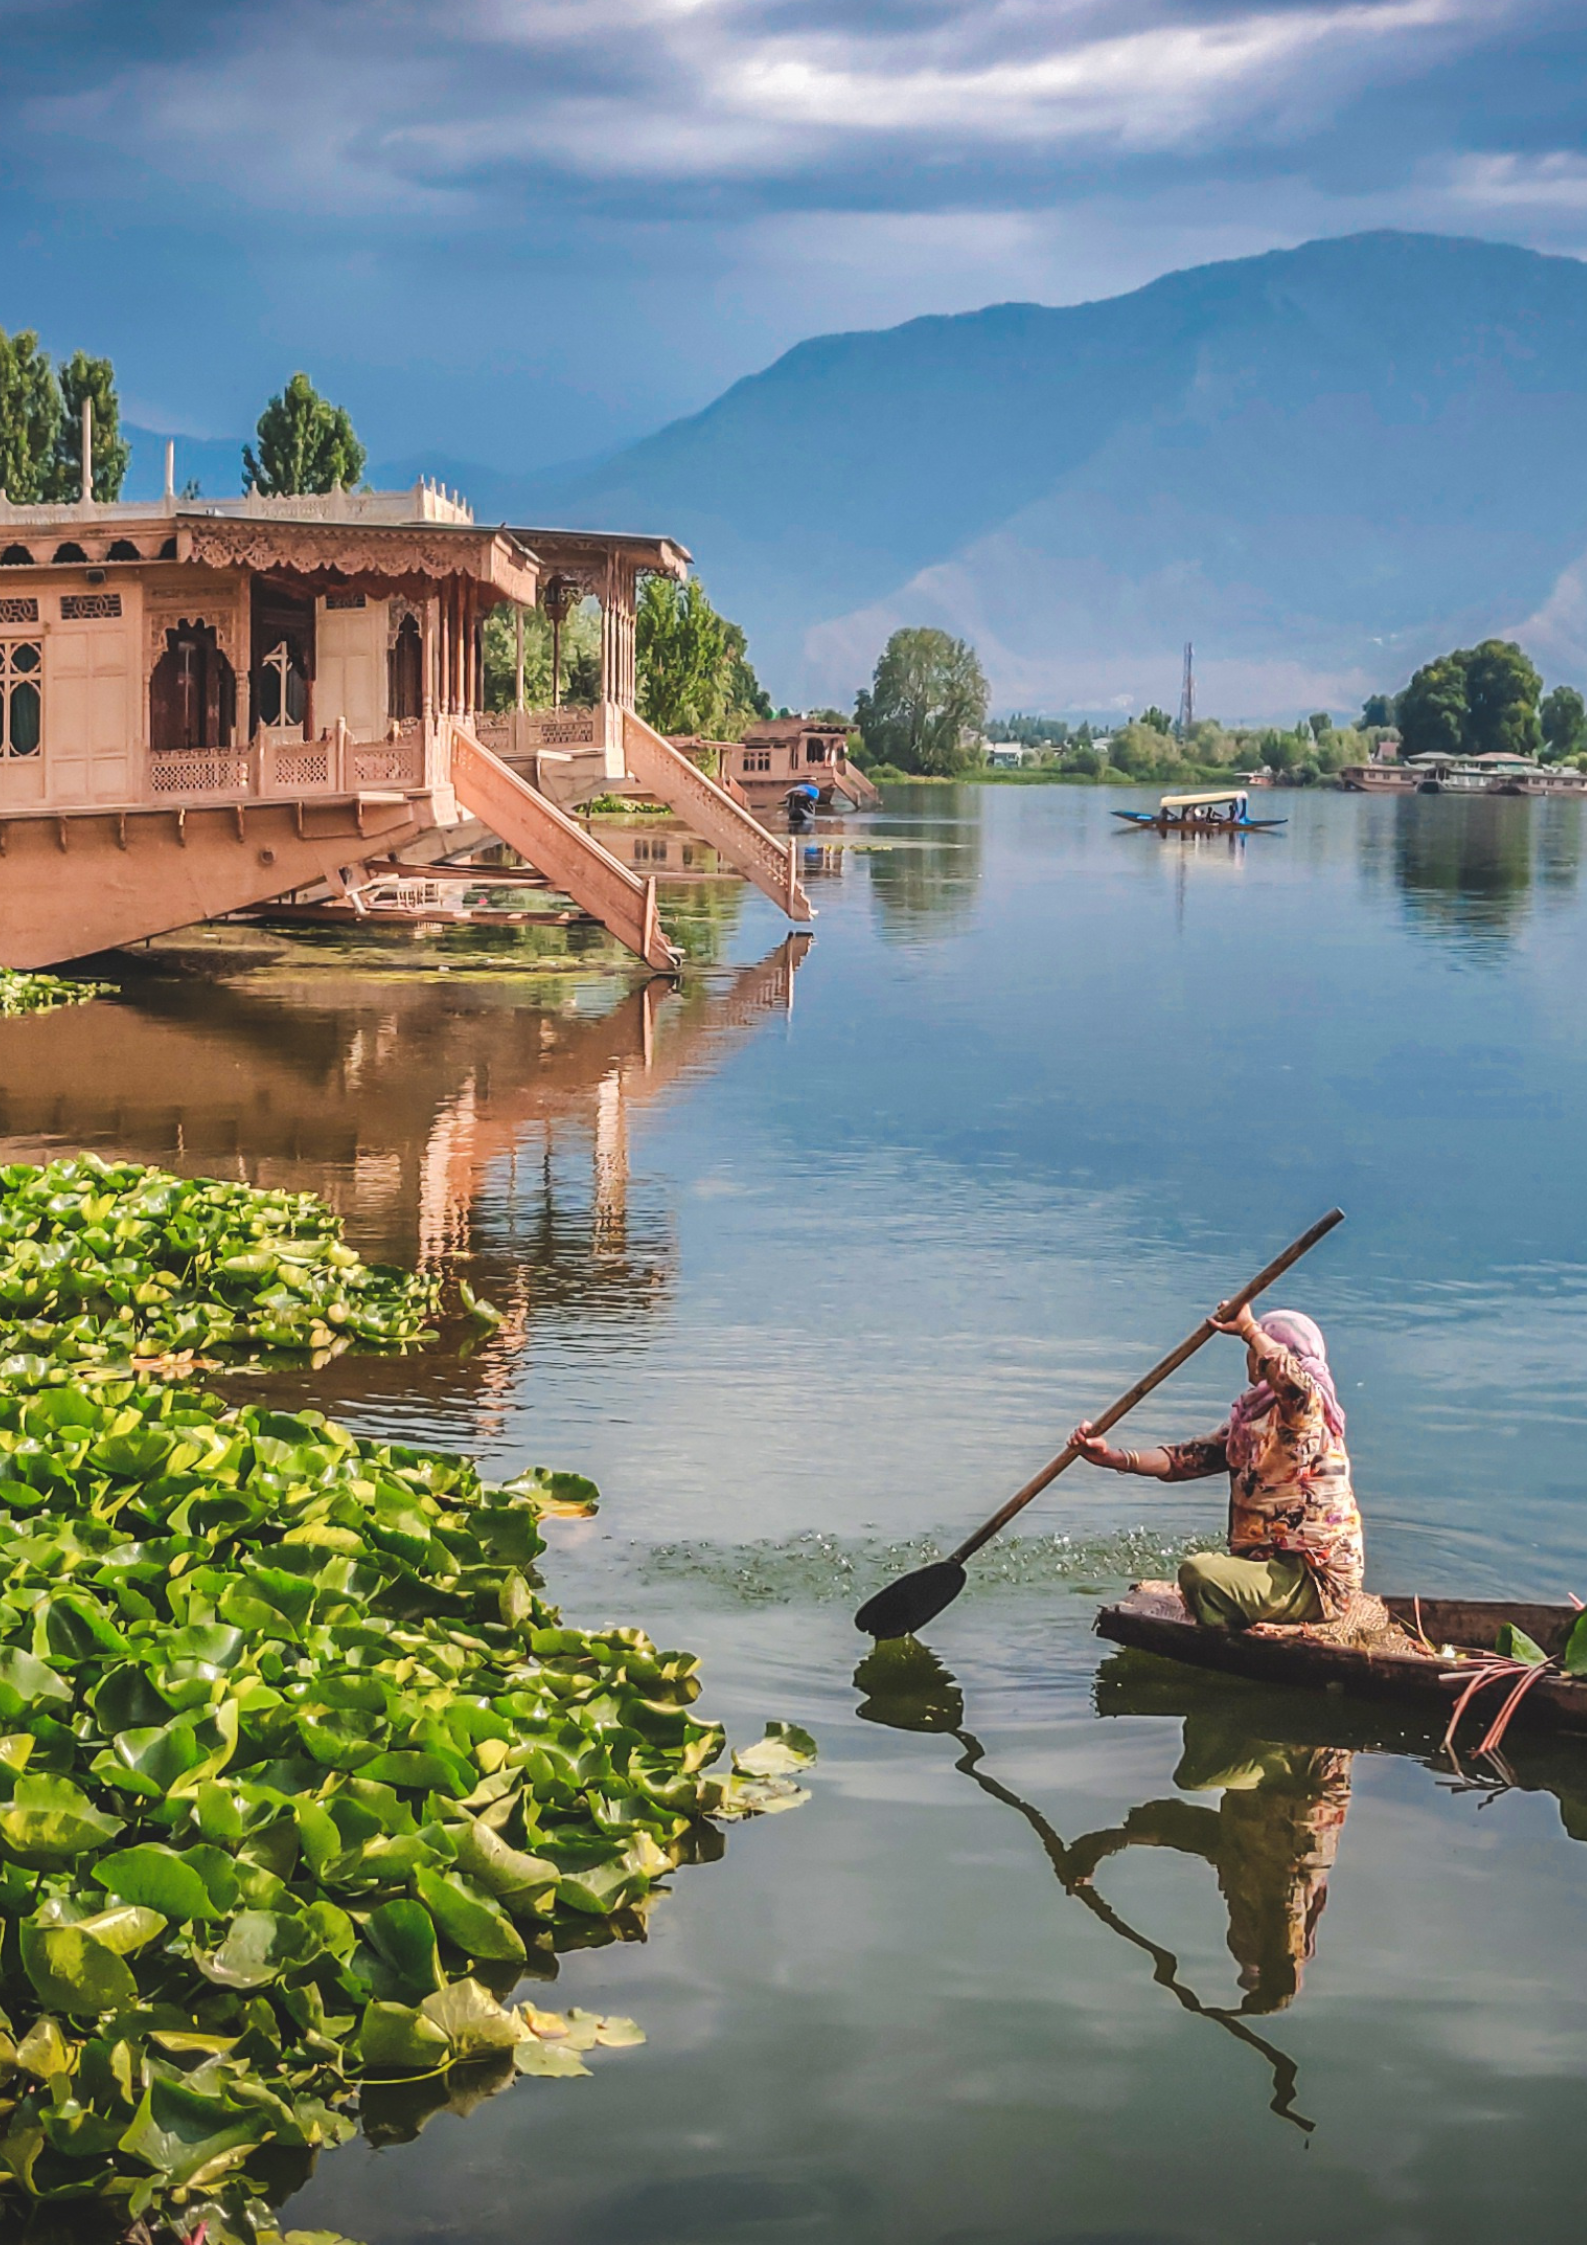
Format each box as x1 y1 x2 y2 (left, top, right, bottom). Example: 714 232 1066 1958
1160 1340 1364 1616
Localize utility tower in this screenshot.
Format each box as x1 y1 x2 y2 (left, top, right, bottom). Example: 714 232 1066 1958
1176 642 1195 736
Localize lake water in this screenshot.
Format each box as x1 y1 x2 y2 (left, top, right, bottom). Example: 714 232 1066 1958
4 782 1587 2245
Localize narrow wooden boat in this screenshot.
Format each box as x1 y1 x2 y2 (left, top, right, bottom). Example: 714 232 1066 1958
1096 1586 1587 1738
1113 788 1287 834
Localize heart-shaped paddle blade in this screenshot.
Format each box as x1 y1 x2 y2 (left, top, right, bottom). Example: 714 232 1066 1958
854 1560 967 1640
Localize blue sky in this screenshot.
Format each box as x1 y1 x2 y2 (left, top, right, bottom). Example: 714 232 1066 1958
5 0 1587 473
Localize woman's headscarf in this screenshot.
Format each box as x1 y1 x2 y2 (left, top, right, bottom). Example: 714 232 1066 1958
1227 1309 1346 1461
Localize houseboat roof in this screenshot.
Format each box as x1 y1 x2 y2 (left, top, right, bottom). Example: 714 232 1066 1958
501 527 690 579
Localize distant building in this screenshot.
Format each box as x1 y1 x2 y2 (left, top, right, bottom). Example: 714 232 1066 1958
986 743 1026 768
718 716 879 809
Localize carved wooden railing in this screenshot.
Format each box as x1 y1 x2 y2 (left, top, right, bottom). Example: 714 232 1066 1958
144 726 427 803
620 709 812 922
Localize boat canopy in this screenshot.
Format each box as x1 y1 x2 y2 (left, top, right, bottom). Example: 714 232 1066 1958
1159 789 1247 810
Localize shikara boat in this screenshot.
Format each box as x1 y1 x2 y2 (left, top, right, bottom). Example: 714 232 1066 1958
1113 788 1287 834
1097 1585 1587 1739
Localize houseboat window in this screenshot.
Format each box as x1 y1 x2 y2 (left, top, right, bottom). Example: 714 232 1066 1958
106 540 142 562
0 642 42 759
0 600 39 627
150 623 236 754
61 592 123 621
0 547 32 568
52 543 88 564
744 749 771 772
256 639 307 728
389 613 422 720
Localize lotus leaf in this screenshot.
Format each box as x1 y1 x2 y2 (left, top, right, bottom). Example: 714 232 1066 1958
0 1165 815 2241
731 1721 819 1778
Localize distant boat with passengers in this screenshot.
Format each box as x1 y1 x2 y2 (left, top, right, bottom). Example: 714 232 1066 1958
1113 787 1287 835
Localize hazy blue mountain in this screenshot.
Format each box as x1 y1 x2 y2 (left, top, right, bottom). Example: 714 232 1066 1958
518 232 1587 721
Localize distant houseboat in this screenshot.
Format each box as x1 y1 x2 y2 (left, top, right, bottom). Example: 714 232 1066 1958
718 718 880 811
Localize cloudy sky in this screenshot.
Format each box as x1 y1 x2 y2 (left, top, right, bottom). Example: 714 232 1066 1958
4 0 1587 469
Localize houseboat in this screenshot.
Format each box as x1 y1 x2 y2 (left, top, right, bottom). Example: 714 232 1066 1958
719 717 880 812
0 441 816 967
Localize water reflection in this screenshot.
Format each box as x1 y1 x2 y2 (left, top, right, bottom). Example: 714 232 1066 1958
867 790 984 938
1367 794 1585 951
858 1634 1587 2143
855 1639 1318 2129
0 937 809 1422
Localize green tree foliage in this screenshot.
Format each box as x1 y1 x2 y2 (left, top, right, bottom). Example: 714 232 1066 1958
482 600 603 712
636 578 770 736
1139 704 1174 735
1396 641 1542 760
1540 684 1587 763
0 333 130 503
1397 654 1468 759
1463 639 1542 757
855 627 989 776
0 330 63 503
1306 711 1333 739
51 352 130 501
243 372 366 496
1360 692 1398 728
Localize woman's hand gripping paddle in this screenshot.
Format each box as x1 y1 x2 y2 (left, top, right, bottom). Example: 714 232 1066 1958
853 1207 1346 1640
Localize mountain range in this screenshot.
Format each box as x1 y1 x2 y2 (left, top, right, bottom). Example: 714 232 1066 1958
129 232 1587 724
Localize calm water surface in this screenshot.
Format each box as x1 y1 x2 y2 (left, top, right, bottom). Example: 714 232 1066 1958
4 783 1587 2245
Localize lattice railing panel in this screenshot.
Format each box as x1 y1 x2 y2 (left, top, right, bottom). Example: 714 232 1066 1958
148 751 252 796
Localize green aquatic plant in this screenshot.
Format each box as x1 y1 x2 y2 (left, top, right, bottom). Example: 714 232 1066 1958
0 1158 443 1370
0 1370 811 2237
0 975 113 1019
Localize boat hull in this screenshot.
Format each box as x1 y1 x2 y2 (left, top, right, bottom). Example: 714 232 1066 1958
1095 1590 1587 1736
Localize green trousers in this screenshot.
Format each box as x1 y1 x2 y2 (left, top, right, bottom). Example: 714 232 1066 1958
1178 1550 1322 1632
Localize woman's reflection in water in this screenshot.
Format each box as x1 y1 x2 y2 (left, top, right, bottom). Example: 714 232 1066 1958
1062 1719 1352 2015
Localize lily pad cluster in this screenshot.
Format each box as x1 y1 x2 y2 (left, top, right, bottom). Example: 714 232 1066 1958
0 1369 813 2240
0 975 113 1020
0 1158 442 1371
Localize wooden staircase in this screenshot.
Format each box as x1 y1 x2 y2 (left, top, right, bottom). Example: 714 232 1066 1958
448 727 680 973
619 711 814 924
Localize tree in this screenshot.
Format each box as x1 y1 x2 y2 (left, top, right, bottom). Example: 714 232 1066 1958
49 352 129 501
1397 655 1468 760
243 373 366 496
1462 639 1542 758
0 328 62 503
1360 692 1397 728
1540 684 1587 764
635 576 769 736
1396 641 1542 761
1139 704 1173 735
1306 711 1333 740
855 627 989 776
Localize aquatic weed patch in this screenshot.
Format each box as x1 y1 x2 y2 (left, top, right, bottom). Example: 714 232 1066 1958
0 1371 812 2239
0 1158 443 1372
0 975 113 1019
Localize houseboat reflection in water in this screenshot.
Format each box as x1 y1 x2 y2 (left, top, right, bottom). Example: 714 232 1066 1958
0 934 808 1423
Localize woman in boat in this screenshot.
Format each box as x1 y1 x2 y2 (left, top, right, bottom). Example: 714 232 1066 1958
1071 1304 1364 1631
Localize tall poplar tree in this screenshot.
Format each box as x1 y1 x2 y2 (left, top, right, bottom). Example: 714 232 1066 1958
0 329 63 504
243 374 366 496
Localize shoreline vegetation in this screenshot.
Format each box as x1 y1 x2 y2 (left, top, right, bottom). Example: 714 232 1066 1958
0 1150 813 2245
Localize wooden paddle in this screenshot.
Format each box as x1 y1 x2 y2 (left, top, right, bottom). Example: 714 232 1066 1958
854 1206 1346 1640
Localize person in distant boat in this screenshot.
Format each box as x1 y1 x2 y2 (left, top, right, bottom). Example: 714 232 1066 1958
1070 1303 1364 1631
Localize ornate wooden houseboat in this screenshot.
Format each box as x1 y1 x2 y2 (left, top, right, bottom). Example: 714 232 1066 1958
0 467 811 971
